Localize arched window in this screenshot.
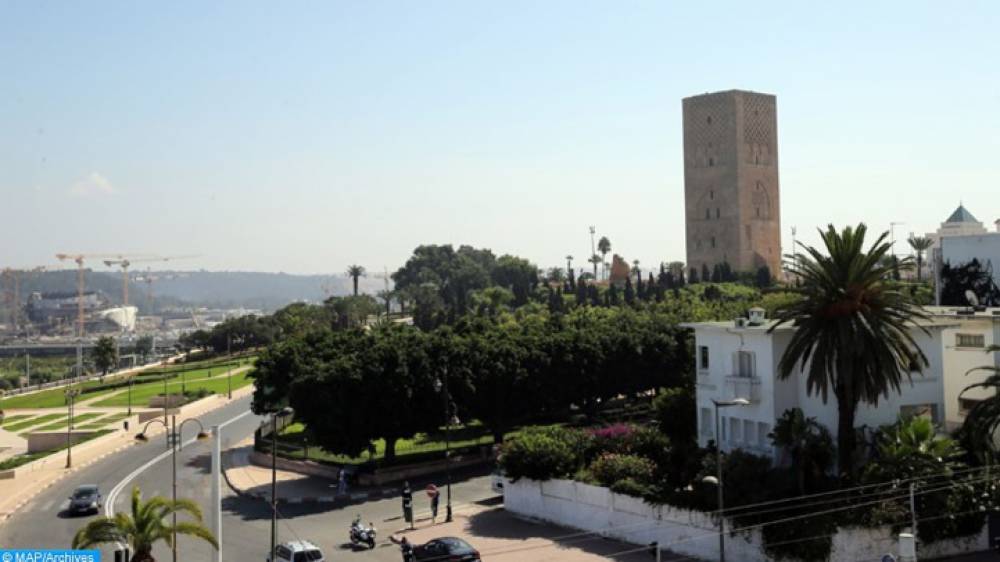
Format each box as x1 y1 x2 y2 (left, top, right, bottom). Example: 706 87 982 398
716 208 720 219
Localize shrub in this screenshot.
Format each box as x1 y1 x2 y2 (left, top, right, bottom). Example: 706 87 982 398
500 426 584 482
652 386 696 450
589 453 655 488
584 423 635 461
610 477 652 498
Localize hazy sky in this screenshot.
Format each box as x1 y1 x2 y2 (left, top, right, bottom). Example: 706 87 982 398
2 1 998 275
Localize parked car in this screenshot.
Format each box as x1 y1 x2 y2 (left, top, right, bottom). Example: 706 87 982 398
413 537 481 561
267 540 325 562
68 484 101 515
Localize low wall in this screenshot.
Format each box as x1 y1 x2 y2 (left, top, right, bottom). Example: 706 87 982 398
250 450 490 486
503 478 988 562
26 431 103 453
148 394 187 408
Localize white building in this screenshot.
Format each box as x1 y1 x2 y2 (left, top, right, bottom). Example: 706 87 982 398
936 231 1000 301
926 204 994 284
685 307 1000 459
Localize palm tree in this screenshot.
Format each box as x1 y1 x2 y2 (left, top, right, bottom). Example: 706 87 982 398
589 254 602 279
72 487 217 562
565 255 573 277
547 267 566 284
346 265 366 296
770 224 928 480
597 237 611 279
958 345 1000 459
769 408 833 494
907 235 934 281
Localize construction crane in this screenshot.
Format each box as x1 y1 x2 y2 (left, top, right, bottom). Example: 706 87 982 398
55 253 156 338
133 269 182 312
103 255 198 308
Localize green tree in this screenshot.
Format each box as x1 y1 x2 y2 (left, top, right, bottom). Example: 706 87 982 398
907 236 933 282
72 486 217 562
491 255 538 306
771 224 928 480
346 264 366 296
135 336 154 364
91 336 118 377
597 237 611 279
755 265 772 288
957 345 1000 459
565 255 573 279
588 254 602 280
769 408 834 494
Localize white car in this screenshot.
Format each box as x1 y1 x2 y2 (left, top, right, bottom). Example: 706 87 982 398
267 540 325 562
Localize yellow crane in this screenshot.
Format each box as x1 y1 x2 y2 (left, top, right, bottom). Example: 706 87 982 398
103 255 198 308
55 253 156 338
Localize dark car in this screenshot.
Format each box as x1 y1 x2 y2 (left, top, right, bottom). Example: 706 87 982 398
68 485 101 515
413 537 480 561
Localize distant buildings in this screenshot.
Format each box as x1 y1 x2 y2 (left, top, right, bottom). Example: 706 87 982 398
683 90 782 279
926 204 1000 302
685 307 1000 460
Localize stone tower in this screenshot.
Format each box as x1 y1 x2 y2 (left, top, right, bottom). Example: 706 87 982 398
682 90 782 279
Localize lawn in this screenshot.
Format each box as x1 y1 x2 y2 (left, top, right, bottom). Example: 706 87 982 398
32 413 106 432
274 420 508 466
0 414 34 427
77 412 132 430
0 430 113 471
91 370 254 407
3 413 64 433
0 355 255 410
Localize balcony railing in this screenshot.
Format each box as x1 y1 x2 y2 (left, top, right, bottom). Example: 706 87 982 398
725 375 761 403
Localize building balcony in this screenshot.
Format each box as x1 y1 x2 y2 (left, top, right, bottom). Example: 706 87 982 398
725 375 761 403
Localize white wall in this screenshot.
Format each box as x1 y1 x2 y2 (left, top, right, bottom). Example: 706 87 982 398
504 478 987 562
940 318 999 431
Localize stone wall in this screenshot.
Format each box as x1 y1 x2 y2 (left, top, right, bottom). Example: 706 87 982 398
503 478 987 562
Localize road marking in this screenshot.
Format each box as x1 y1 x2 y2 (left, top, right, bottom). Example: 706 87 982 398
105 408 254 517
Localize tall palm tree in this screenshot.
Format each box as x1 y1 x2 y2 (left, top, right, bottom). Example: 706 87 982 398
565 255 573 277
907 235 934 281
72 487 217 562
597 237 611 279
770 224 928 480
346 265 366 296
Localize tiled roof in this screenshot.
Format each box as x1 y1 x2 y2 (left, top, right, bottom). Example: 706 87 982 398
946 204 979 224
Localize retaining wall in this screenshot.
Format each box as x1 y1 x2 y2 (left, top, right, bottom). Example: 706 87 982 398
503 478 988 562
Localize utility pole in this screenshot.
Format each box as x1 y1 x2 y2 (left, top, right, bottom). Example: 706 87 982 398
24 351 30 388
212 425 222 562
910 481 918 561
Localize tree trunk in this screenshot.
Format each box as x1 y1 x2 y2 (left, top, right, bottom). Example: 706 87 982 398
836 392 858 482
129 548 154 562
353 277 359 296
384 437 397 462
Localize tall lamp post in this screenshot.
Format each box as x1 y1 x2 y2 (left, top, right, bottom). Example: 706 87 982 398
136 415 210 562
433 368 456 523
65 388 81 468
704 397 749 562
269 407 295 562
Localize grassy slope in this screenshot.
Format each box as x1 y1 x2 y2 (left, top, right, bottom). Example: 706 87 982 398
91 370 253 407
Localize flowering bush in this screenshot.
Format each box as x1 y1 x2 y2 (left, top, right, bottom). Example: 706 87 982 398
589 453 655 488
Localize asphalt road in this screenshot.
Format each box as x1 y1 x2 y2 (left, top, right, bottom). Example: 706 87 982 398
0 396 498 562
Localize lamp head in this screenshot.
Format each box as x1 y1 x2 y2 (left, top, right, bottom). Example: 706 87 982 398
702 475 719 485
196 431 210 441
135 433 148 442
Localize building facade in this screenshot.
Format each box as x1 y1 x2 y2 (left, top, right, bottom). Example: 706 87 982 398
683 90 782 279
685 307 1000 460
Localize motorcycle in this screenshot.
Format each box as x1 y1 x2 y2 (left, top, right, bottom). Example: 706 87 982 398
349 515 377 549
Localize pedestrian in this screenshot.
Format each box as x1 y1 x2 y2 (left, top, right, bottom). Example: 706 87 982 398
426 484 440 523
338 468 348 496
402 481 414 529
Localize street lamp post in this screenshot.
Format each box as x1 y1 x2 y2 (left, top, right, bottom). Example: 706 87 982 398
434 369 455 523
65 388 81 468
706 397 750 562
127 377 133 416
136 415 209 562
269 407 294 562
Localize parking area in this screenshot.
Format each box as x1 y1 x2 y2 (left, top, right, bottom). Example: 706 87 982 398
391 505 683 562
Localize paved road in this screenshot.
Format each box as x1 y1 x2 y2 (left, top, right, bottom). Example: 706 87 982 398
0 395 498 562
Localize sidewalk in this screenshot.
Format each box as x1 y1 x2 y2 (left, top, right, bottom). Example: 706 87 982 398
224 439 390 504
0 383 254 524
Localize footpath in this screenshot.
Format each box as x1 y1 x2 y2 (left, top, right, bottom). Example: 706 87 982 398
0 383 255 524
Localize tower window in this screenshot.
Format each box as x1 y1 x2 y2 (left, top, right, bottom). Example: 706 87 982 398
716 208 720 219
756 207 760 218
711 237 716 249
710 190 714 200
755 156 760 165
706 209 710 220
708 157 714 167
707 116 712 124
